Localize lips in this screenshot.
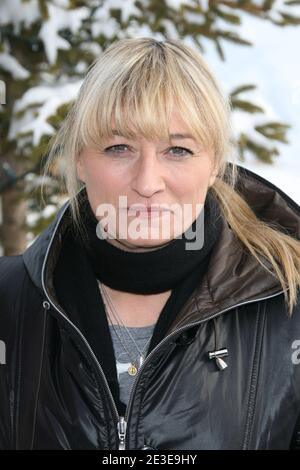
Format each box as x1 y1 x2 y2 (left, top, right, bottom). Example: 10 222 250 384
127 206 171 219
128 206 169 214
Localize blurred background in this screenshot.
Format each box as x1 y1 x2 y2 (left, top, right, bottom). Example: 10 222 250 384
0 0 299 256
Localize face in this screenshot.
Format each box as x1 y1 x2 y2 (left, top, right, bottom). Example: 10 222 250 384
77 110 218 252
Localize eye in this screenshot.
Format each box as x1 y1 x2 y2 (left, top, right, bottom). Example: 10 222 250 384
103 144 194 158
104 144 130 154
167 146 193 158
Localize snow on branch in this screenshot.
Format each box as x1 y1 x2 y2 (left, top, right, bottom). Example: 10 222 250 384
8 80 82 147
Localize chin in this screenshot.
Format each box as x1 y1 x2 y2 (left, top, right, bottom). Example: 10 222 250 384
129 237 174 247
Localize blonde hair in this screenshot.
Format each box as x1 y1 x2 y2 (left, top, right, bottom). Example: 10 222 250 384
42 37 300 315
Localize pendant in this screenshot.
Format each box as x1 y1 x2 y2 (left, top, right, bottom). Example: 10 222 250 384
128 364 138 376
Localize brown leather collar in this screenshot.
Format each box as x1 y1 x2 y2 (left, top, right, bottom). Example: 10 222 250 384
167 166 300 332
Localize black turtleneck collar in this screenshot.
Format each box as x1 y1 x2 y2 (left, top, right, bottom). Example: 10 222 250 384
74 189 223 295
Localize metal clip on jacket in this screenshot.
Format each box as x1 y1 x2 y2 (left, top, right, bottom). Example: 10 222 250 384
208 348 228 371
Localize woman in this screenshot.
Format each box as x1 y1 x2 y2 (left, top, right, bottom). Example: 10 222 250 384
0 38 300 450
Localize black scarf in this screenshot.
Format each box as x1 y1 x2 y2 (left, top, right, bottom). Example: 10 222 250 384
75 189 223 294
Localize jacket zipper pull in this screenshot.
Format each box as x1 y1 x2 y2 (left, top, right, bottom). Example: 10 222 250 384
117 416 127 450
43 300 50 311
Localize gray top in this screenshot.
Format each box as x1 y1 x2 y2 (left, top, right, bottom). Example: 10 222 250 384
109 323 156 407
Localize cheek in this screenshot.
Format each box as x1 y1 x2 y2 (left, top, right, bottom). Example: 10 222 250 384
175 161 213 200
84 160 119 189
83 161 127 212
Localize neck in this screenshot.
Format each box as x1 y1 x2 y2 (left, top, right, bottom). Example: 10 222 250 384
99 280 172 327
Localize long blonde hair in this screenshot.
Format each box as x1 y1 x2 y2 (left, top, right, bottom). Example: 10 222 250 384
42 37 300 315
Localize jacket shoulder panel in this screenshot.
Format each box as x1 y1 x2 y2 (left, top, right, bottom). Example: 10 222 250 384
0 255 28 331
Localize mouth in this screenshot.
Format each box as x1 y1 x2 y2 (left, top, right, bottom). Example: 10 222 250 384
127 206 171 218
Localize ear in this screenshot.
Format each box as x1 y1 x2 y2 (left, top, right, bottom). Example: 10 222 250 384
76 155 86 183
208 163 219 188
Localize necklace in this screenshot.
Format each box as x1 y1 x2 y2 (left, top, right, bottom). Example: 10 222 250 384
99 281 153 376
100 282 153 375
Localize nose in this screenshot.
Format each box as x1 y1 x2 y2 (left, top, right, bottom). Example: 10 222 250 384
131 149 166 198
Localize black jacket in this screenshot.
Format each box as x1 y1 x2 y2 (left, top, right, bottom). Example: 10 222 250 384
0 164 300 450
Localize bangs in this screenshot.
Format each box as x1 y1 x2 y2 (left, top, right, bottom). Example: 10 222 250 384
77 47 217 152
80 86 177 146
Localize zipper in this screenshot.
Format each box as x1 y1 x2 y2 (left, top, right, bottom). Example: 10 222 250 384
117 416 127 450
40 193 287 450
41 198 124 447
43 295 128 449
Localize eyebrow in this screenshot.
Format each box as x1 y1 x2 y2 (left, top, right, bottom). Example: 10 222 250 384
111 130 194 140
